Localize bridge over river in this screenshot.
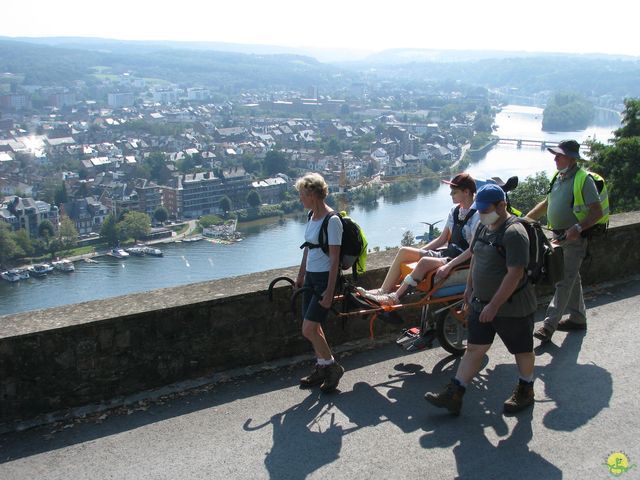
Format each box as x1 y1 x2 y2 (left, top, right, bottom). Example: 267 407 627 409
497 138 596 158
498 138 560 148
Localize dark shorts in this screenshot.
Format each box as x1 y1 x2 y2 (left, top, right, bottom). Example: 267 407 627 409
467 299 534 354
302 271 331 323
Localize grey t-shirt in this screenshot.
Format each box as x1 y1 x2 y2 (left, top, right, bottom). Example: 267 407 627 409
470 218 537 317
547 165 600 230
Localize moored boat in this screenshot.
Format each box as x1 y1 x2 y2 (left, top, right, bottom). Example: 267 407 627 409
28 263 54 277
1 270 21 282
182 236 204 243
14 268 30 279
110 248 130 259
141 246 163 257
52 260 75 272
125 246 146 256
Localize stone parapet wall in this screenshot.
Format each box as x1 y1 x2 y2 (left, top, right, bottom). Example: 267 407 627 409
1 211 639 428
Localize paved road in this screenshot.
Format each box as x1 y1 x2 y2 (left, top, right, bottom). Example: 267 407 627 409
1 278 639 480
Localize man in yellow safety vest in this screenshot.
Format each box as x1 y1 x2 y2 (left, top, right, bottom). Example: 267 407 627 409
525 139 608 343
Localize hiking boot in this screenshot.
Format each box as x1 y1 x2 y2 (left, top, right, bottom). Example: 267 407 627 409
366 291 399 306
533 326 553 343
356 286 385 296
300 365 326 388
320 362 345 392
557 319 587 331
424 379 466 415
503 381 535 414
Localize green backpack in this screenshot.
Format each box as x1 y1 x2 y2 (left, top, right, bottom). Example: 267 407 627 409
301 210 368 278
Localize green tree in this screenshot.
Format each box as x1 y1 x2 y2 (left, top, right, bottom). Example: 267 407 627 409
48 238 63 258
324 138 342 156
588 98 640 212
241 153 261 174
54 182 69 206
542 92 594 132
120 211 151 242
76 182 89 198
100 214 119 246
58 216 79 250
473 113 493 133
219 196 232 214
508 171 551 218
191 152 204 165
0 224 23 265
176 155 196 173
246 190 262 208
38 220 55 243
401 230 415 246
153 206 169 224
146 152 171 184
13 228 34 257
614 98 640 139
263 150 288 176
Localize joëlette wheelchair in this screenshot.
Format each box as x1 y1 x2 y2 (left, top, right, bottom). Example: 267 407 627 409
267 261 470 357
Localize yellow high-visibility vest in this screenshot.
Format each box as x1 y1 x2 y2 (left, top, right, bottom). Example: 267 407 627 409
547 168 609 228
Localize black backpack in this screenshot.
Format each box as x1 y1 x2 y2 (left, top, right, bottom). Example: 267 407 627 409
476 216 564 290
300 210 368 278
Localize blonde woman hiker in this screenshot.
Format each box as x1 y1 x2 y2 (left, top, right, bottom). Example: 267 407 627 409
295 173 345 392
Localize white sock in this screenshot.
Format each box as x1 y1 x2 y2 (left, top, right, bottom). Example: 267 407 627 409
454 376 468 388
403 274 418 287
317 357 335 366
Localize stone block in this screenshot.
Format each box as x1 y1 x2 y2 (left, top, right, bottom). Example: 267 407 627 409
114 330 131 349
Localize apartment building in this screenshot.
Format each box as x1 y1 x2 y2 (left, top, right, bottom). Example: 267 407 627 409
1 196 59 237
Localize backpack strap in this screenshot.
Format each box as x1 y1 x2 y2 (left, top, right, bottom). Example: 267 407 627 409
447 206 477 256
473 216 518 256
546 172 559 196
451 205 461 227
299 210 337 252
475 216 530 298
451 206 477 229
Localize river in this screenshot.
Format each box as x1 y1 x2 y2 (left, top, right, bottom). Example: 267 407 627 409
0 105 620 316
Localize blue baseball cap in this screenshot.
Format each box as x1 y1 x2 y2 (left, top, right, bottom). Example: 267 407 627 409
472 184 506 211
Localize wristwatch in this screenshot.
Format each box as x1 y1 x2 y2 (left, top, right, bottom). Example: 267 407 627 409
574 223 583 233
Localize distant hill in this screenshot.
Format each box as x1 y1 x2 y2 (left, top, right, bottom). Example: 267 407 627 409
342 54 640 100
1 37 639 100
0 38 355 90
2 36 372 63
360 48 637 64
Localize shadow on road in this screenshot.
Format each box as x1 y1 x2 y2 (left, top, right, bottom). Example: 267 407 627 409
0 342 426 464
536 332 612 432
241 355 461 479
0 283 616 476
241 326 612 479
243 391 345 480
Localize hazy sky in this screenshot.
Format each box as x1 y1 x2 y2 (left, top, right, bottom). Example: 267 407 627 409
5 0 638 56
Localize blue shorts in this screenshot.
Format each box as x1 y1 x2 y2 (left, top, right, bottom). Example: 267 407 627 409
467 299 534 354
302 271 331 323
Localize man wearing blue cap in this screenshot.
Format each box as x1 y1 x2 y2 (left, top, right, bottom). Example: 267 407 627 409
425 183 537 415
526 139 606 343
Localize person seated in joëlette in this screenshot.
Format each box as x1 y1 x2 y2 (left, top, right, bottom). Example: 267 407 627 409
359 173 480 306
